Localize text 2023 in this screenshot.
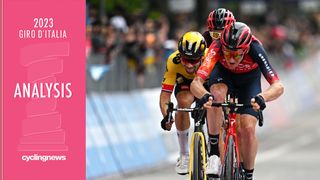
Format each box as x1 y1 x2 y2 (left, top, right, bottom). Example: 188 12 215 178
33 18 54 28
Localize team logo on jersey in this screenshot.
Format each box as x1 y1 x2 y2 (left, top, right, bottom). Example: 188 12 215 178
217 77 223 82
197 69 208 78
173 54 181 64
258 53 275 77
176 76 184 84
181 85 189 90
205 49 216 63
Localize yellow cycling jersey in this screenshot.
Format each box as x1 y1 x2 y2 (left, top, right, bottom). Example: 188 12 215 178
161 49 207 93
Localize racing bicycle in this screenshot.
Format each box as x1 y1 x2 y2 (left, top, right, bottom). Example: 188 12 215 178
167 101 208 180
212 95 263 180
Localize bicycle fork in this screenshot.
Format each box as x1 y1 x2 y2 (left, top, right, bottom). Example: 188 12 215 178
223 113 241 169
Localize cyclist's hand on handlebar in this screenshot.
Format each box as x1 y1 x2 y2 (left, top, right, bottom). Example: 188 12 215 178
161 114 174 131
198 93 213 109
203 96 213 109
251 95 266 111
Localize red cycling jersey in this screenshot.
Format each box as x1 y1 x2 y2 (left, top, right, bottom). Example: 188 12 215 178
197 36 279 84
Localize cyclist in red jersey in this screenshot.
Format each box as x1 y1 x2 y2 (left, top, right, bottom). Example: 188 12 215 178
203 8 235 47
201 7 236 177
191 22 284 179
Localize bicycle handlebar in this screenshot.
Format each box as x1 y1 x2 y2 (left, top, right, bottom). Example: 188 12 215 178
167 102 203 113
170 107 202 112
211 102 253 108
211 102 264 127
166 101 264 127
166 102 204 123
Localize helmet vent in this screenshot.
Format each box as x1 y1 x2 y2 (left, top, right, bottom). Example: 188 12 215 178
229 28 238 49
185 40 189 51
239 33 248 45
191 42 196 53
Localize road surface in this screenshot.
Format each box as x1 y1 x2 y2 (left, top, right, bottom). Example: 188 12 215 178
100 107 320 180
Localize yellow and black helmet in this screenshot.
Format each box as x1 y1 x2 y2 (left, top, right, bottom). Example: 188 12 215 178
178 31 206 59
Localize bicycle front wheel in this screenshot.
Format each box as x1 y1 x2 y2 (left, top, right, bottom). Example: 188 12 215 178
191 133 205 180
221 136 239 180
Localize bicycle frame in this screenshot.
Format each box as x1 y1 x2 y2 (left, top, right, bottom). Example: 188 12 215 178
213 102 244 180
213 98 263 180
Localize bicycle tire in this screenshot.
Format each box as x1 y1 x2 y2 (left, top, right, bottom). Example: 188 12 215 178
191 133 205 180
222 136 235 180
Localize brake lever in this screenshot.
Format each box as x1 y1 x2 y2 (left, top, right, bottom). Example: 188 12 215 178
167 102 174 123
258 110 264 127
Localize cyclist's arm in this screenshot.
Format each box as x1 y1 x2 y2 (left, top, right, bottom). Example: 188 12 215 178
190 76 208 99
191 43 219 99
259 80 284 102
159 53 177 116
249 40 284 102
159 91 171 116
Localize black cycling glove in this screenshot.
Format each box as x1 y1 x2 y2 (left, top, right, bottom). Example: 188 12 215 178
254 95 266 110
161 114 173 131
197 93 213 108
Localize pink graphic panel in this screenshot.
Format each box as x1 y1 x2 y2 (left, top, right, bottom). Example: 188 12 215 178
3 0 85 179
0 0 3 179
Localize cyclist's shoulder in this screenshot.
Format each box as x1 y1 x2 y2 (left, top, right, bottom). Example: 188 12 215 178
204 40 222 61
166 50 183 70
247 36 267 59
167 50 181 63
202 30 210 37
208 39 222 52
250 35 263 48
202 31 212 47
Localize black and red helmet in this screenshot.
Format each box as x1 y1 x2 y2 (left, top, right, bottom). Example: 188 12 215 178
207 8 235 31
221 22 252 51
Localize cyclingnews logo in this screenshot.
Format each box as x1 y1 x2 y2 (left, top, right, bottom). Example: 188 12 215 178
21 154 67 162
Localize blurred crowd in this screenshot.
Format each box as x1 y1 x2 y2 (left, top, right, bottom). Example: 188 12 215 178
86 2 320 91
247 11 320 70
86 5 172 89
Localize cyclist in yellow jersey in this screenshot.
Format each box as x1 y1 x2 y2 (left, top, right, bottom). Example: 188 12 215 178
159 31 207 175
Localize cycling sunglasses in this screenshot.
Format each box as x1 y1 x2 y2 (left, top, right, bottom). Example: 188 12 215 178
181 57 201 65
222 46 246 61
209 31 221 39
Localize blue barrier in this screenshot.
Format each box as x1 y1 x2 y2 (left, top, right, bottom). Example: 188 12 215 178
106 94 151 168
92 94 141 171
86 92 168 179
86 96 119 179
129 93 166 164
